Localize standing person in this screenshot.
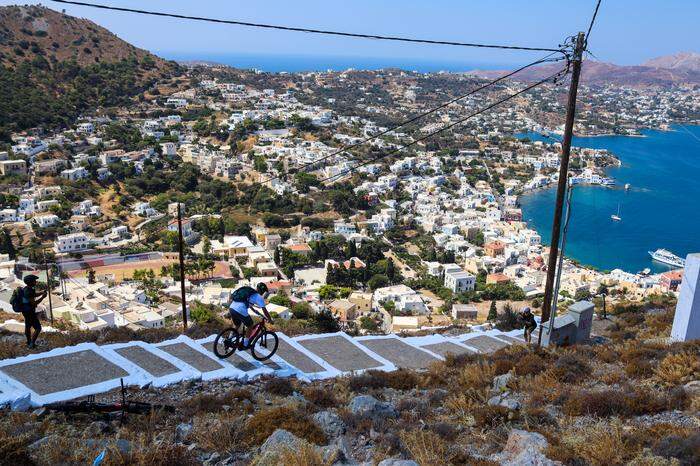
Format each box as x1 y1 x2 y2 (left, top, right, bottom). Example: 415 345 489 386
17 275 47 348
228 283 273 348
520 306 537 344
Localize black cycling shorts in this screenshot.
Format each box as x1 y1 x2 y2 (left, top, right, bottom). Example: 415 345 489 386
230 311 254 328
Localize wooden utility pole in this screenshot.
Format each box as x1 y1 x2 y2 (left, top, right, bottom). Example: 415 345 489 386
42 249 54 325
177 203 188 331
538 32 586 347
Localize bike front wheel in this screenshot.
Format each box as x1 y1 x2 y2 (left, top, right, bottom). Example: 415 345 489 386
213 328 240 359
250 330 279 361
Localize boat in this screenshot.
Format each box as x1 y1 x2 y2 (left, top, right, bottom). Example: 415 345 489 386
611 203 622 221
648 249 685 268
624 183 630 191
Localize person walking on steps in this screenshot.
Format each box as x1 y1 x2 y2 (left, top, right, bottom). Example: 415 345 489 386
10 274 47 348
520 306 537 344
228 283 273 349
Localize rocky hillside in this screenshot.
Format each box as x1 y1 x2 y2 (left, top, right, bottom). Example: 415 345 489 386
0 5 182 139
644 52 700 73
475 53 700 88
1 298 698 465
0 4 171 70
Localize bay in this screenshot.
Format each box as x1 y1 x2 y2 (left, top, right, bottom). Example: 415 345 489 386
518 125 700 273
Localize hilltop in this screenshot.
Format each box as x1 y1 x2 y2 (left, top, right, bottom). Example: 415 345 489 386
0 5 182 139
474 52 700 88
643 52 700 73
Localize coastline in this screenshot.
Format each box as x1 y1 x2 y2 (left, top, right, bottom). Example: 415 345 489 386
517 124 700 274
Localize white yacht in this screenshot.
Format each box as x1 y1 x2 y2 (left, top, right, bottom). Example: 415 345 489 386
611 203 622 221
648 249 685 268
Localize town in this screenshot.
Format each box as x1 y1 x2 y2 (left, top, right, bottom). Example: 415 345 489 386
1 61 696 335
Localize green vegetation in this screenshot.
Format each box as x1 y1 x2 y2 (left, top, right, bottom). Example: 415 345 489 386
0 57 179 140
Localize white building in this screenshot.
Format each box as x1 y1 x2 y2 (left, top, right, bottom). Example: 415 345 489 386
444 269 476 293
60 167 89 181
54 232 92 253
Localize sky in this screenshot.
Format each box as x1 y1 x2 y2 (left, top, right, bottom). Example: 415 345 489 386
3 0 699 69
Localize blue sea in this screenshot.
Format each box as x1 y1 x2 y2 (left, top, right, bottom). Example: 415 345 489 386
160 52 512 73
518 125 700 274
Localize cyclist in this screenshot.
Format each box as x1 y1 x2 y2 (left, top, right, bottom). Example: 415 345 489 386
228 283 273 348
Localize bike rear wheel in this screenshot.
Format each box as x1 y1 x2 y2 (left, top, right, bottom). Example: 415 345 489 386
213 327 240 359
250 330 279 361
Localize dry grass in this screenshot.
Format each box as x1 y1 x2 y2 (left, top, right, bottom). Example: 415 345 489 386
251 441 329 466
302 386 338 409
456 361 495 391
550 352 591 383
400 429 449 466
561 386 687 417
243 406 326 447
654 351 700 386
263 377 295 397
179 388 253 416
190 412 245 453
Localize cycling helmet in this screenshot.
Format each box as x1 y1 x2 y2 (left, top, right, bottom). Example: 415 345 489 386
256 282 269 296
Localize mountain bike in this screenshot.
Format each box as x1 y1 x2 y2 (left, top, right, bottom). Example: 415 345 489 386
213 316 279 361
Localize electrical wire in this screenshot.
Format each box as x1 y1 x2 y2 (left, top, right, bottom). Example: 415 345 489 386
316 66 569 184
51 0 565 54
584 0 602 49
259 51 568 185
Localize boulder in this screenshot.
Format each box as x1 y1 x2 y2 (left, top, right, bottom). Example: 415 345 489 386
488 393 521 411
313 410 346 438
492 372 514 392
175 422 193 443
82 421 109 438
491 429 561 466
683 380 700 397
348 395 398 419
259 429 304 455
377 459 419 466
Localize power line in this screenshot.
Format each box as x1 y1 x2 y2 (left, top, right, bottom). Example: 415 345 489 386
316 67 569 184
584 0 602 49
260 51 568 185
51 0 565 54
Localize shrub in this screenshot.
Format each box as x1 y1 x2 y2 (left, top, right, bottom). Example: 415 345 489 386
347 369 419 392
457 362 495 391
263 377 295 397
562 387 685 417
654 352 700 386
495 303 523 331
302 386 337 408
400 429 448 466
473 405 513 428
243 406 326 447
653 433 700 466
551 353 591 383
514 353 547 376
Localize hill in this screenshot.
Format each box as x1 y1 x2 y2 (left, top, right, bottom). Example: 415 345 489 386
473 53 700 88
643 52 700 72
0 5 182 140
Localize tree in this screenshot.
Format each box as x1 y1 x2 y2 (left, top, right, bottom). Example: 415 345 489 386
359 315 380 332
0 228 16 259
291 302 312 319
190 301 217 324
269 293 293 308
87 268 96 284
202 237 212 256
488 300 498 321
313 309 340 333
367 274 389 290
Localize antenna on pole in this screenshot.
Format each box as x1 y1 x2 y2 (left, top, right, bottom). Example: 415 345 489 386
177 203 188 332
538 32 586 347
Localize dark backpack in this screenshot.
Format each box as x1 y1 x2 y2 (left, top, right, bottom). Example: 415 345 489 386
231 286 257 304
9 287 26 313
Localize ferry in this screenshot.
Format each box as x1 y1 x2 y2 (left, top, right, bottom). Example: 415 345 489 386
648 249 685 268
